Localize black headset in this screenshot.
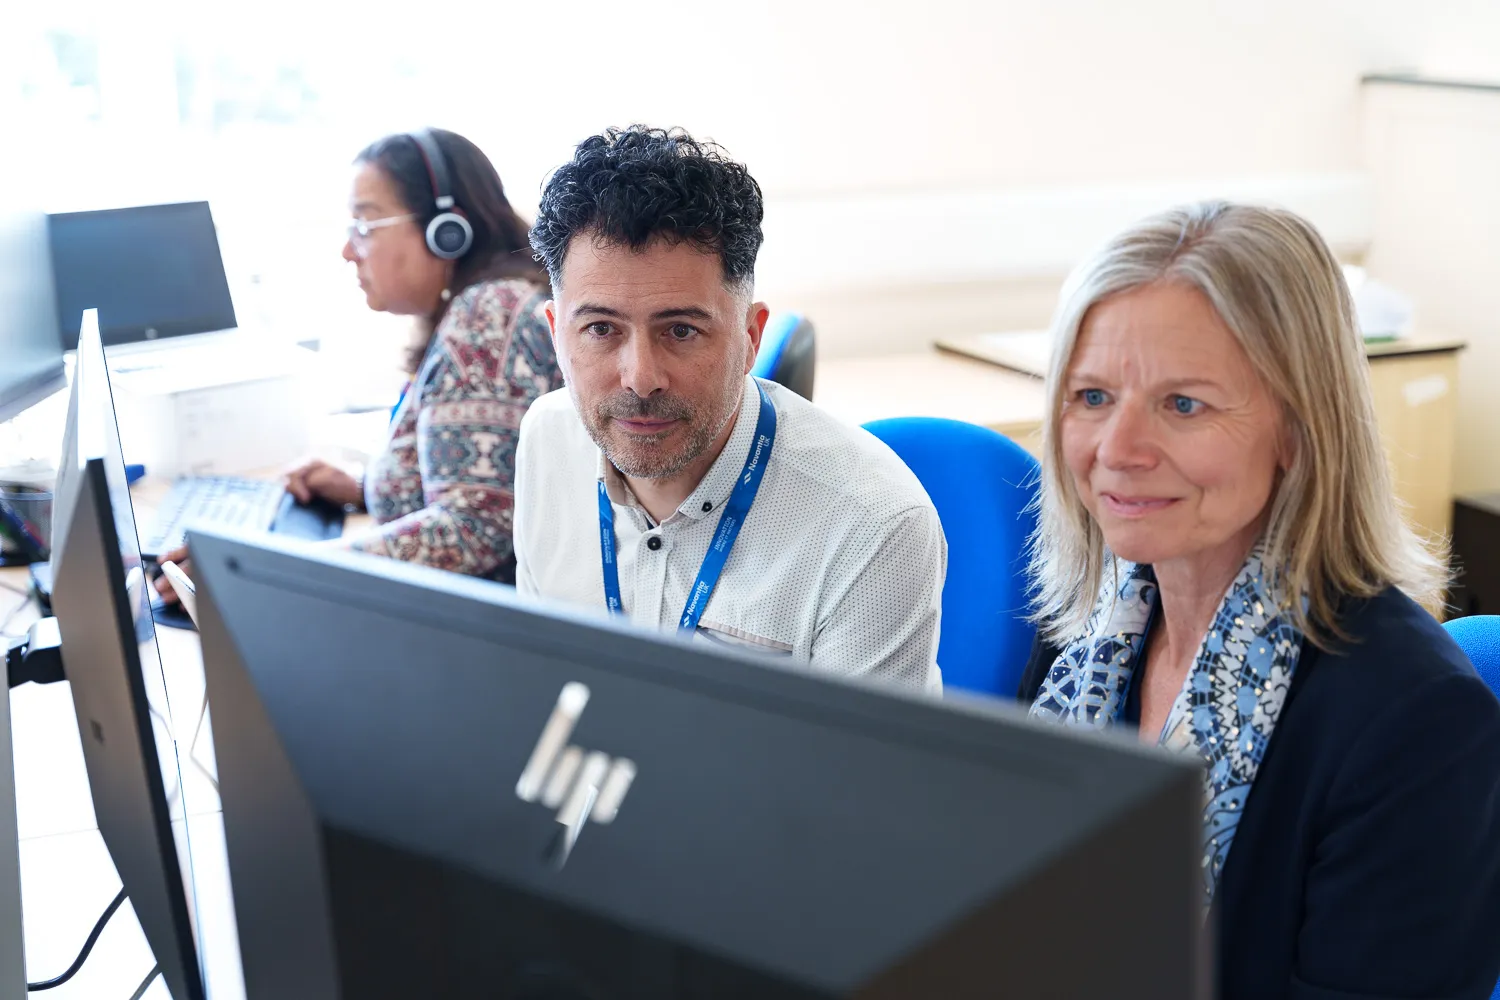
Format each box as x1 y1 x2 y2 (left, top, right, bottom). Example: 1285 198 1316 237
408 128 474 260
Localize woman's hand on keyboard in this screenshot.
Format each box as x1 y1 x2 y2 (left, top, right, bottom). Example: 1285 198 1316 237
153 545 191 604
284 459 364 509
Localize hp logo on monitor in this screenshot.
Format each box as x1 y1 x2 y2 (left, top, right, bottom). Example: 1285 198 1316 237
515 683 637 867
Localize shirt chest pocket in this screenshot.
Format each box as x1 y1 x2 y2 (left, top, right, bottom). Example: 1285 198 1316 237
690 564 815 657
694 620 795 656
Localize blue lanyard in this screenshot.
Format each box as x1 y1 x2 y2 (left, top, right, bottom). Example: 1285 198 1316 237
391 381 410 424
598 382 777 632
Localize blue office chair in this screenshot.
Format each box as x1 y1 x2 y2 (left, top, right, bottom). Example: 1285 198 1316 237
753 313 816 400
1442 615 1500 1000
863 417 1041 698
1445 615 1500 700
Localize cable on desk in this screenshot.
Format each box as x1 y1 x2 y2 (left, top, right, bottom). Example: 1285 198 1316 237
189 753 220 794
187 696 219 792
126 963 161 1000
27 887 129 991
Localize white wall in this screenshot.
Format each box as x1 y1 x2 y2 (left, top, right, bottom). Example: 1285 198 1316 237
7 0 1500 359
754 173 1376 354
1385 0 1500 82
283 0 1435 357
5 0 1444 206
415 0 1481 355
430 0 1414 202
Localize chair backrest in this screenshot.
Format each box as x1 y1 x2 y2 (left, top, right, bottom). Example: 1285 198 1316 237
1444 615 1500 698
1448 616 1500 1000
863 417 1040 698
752 313 816 400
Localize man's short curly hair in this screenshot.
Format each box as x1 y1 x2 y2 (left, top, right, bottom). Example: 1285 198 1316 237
529 125 764 291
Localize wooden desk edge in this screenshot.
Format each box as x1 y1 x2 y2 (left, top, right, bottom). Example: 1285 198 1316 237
937 332 1468 370
933 337 1046 378
1362 336 1468 358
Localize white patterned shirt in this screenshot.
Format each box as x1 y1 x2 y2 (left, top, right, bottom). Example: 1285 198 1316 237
513 375 945 692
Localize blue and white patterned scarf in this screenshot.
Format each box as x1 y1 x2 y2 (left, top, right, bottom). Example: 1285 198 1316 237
1029 546 1303 905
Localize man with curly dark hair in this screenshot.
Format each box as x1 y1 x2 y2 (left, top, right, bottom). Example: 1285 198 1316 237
513 126 945 692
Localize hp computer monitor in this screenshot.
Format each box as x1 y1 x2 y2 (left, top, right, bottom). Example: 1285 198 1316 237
47 309 207 1000
0 207 65 423
192 528 1205 999
48 202 237 351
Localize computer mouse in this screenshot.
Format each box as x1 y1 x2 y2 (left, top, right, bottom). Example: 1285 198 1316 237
272 492 347 543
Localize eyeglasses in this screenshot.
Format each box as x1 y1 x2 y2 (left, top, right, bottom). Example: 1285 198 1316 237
346 213 417 257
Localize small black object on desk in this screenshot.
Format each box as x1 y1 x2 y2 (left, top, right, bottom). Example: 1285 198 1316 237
6 616 64 688
28 561 52 613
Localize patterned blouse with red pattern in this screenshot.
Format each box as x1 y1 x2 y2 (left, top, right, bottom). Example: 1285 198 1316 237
351 278 562 583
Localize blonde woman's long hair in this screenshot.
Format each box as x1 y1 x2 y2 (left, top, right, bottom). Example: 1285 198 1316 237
1028 201 1448 649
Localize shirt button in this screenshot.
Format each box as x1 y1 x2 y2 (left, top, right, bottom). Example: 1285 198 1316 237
701 501 712 512
646 536 663 551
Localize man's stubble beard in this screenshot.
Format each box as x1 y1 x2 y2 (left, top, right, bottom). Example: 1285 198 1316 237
575 367 746 481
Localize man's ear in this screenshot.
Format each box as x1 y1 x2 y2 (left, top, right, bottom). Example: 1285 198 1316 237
544 299 572 384
744 301 770 375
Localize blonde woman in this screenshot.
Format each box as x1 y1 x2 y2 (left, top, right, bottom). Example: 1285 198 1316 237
1018 202 1500 999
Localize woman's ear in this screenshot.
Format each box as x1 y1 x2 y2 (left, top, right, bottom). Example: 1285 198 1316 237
1277 415 1301 473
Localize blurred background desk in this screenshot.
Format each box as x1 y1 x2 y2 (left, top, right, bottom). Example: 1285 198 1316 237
815 351 1047 455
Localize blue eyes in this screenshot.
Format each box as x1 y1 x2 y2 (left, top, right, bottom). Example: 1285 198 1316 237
1074 389 1205 415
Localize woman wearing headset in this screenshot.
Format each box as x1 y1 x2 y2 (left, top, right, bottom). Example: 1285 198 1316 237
157 128 561 596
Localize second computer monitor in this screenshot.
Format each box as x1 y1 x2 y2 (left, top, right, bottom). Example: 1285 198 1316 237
47 309 206 1000
48 201 237 351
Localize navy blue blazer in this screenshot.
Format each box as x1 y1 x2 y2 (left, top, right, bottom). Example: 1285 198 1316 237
1018 587 1500 1000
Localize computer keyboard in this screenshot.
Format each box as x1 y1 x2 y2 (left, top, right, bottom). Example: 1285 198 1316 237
139 475 345 559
